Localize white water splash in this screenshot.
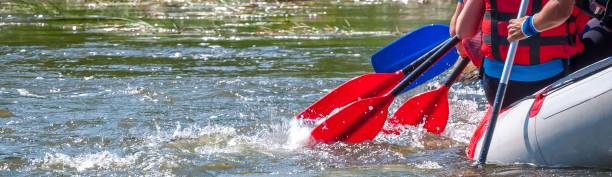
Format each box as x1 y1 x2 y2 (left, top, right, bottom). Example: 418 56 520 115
284 119 313 150
169 122 237 140
413 161 443 169
16 89 46 98
39 151 139 172
196 146 238 155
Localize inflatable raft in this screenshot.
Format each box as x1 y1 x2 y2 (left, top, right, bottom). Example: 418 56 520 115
467 57 612 168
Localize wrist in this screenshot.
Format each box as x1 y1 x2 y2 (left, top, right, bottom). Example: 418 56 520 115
521 16 539 37
530 15 541 33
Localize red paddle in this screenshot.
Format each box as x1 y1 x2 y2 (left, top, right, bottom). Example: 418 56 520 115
388 57 470 134
297 38 452 119
310 36 460 143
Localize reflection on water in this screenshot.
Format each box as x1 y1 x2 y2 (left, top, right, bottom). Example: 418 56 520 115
0 0 610 176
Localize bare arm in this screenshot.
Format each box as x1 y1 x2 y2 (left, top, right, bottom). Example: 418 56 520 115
507 0 575 41
456 0 485 39
450 1 470 56
450 1 465 37
534 0 575 31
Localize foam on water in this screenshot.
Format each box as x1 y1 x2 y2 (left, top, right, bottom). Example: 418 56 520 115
38 151 139 172
16 89 46 98
413 161 443 169
195 145 238 155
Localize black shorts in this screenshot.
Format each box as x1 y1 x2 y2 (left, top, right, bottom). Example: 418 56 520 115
481 71 565 109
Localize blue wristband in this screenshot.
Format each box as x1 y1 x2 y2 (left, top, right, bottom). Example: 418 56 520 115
521 16 539 37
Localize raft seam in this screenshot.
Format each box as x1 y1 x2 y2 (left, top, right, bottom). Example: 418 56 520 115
532 108 550 165
543 89 612 119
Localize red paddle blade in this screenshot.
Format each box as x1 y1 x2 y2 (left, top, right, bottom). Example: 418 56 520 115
389 86 450 134
310 96 393 143
296 72 402 119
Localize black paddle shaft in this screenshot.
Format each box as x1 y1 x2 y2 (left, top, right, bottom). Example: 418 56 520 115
477 81 507 164
443 57 470 87
478 0 529 164
400 38 453 74
389 36 460 96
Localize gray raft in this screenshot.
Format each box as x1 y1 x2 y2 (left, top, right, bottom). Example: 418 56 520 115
473 57 612 168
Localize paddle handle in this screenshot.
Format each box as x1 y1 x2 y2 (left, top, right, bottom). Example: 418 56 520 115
389 36 460 96
477 0 530 165
400 38 452 74
444 57 470 87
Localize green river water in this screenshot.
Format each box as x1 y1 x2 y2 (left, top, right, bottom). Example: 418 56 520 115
0 0 610 176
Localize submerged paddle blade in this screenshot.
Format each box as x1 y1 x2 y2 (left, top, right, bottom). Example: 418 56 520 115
422 90 450 134
389 86 450 134
297 72 402 119
310 96 393 143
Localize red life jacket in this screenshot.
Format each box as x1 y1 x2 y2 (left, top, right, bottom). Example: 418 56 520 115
481 0 589 65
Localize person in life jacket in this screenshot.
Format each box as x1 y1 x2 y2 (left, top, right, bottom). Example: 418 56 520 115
572 0 612 70
576 0 612 27
450 0 484 67
455 0 589 109
455 0 589 160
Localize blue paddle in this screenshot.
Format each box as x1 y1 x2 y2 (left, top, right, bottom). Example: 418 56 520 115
372 24 459 93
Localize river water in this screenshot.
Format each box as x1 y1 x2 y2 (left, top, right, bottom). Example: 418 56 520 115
0 0 609 176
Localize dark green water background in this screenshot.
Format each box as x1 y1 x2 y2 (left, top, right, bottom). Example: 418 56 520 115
0 0 609 176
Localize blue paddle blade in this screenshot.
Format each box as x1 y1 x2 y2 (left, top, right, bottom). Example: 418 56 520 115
372 24 452 73
371 24 459 93
402 51 458 92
